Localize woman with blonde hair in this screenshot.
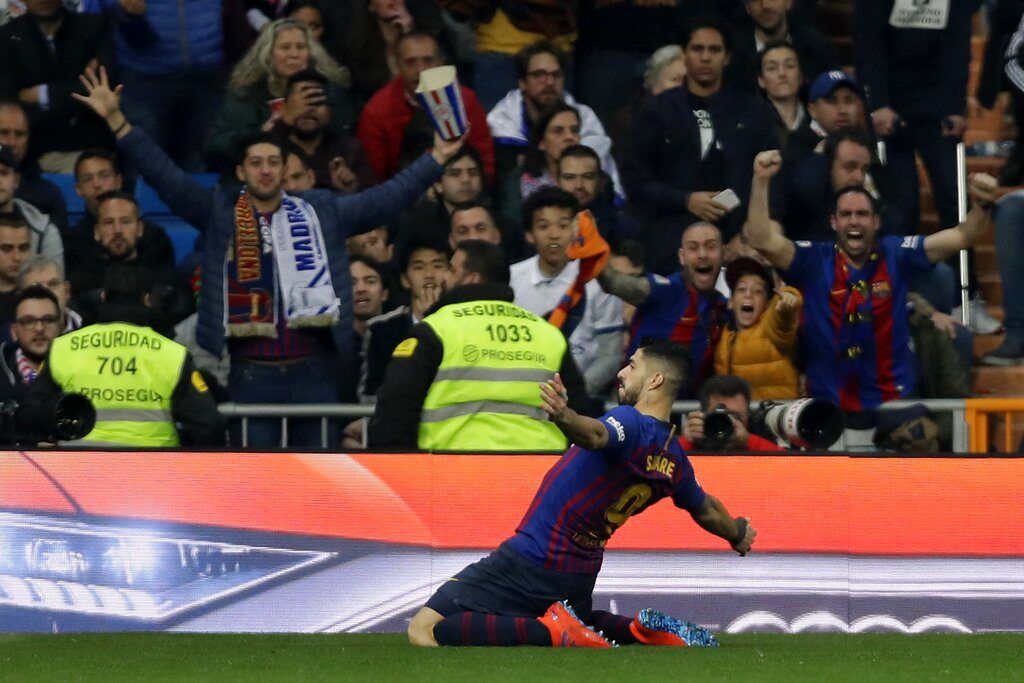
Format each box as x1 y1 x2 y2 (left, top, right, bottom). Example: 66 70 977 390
206 18 354 172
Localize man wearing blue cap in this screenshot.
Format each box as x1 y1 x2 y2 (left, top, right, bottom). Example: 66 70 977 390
782 69 867 163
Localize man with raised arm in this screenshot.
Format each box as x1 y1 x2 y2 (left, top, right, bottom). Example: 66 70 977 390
744 149 997 413
72 66 466 448
406 337 756 648
596 222 728 398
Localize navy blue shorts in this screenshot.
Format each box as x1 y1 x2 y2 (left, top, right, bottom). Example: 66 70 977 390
425 542 598 619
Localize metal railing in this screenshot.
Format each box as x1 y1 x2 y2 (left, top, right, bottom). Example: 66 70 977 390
218 399 971 452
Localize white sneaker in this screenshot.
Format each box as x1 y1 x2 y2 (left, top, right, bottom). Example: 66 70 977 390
952 297 1003 335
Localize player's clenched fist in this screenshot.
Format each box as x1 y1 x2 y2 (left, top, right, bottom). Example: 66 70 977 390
731 517 757 556
752 150 782 179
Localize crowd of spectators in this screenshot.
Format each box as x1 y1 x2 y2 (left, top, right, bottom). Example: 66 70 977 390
0 0 1016 452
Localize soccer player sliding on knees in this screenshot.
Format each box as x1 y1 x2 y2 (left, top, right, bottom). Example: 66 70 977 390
407 338 756 648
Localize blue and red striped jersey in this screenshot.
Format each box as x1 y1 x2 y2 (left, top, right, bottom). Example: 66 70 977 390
781 236 933 411
507 406 706 574
627 273 728 397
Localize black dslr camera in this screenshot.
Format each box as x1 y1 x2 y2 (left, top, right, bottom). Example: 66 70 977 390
1 393 97 445
702 405 737 450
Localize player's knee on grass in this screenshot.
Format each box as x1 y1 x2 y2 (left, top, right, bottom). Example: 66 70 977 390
408 607 444 647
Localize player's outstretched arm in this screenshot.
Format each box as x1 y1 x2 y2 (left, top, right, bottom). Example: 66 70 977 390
539 373 609 450
689 494 756 556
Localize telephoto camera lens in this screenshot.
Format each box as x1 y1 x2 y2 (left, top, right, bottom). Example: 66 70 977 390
703 406 735 449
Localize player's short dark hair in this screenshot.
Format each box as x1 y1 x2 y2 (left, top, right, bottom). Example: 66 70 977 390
824 128 874 170
0 212 29 231
756 39 800 74
399 234 450 274
104 263 154 304
15 283 58 312
637 338 691 396
457 239 509 286
515 40 567 81
698 375 752 412
613 240 646 270
237 131 287 165
95 189 139 217
558 144 601 171
74 147 120 180
522 186 578 233
830 184 879 216
682 16 733 53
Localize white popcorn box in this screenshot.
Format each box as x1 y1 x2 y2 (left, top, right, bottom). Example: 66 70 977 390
416 66 469 140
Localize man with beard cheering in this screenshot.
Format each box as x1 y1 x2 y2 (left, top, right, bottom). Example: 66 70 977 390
406 337 756 648
72 65 465 449
597 222 729 398
744 149 997 415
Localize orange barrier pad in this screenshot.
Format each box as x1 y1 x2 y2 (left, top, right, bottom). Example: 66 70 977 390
1 451 1020 556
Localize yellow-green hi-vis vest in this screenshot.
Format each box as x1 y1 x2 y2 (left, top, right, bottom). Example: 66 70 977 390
419 299 569 451
49 322 187 447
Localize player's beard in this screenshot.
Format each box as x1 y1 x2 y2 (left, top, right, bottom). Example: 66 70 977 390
617 382 639 407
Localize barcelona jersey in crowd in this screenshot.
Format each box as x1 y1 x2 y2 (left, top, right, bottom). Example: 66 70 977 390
628 273 729 396
782 236 933 412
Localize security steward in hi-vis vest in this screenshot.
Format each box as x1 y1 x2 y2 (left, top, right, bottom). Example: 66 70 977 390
23 265 225 447
369 240 592 451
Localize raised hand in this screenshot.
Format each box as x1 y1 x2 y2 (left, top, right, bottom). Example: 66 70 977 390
752 150 782 179
72 66 124 125
430 128 469 166
775 289 800 312
539 373 570 420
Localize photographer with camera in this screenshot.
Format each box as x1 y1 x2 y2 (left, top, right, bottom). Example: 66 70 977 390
22 264 225 448
680 376 784 452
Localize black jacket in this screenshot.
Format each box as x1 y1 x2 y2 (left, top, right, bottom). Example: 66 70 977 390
65 218 188 330
855 0 980 118
0 342 29 405
0 9 115 157
16 161 69 233
771 152 906 241
21 309 226 447
727 15 840 94
624 85 777 272
360 304 414 403
367 283 593 450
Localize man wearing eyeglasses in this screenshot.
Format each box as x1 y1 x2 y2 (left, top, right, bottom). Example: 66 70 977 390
0 284 61 403
487 40 624 199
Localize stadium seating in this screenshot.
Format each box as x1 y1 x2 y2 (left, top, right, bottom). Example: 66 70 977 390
42 172 218 267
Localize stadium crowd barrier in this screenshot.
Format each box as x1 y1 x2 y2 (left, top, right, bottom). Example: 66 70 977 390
0 448 1020 633
217 399 972 452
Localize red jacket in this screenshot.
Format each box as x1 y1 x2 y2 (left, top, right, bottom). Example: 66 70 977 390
678 434 785 453
356 77 495 182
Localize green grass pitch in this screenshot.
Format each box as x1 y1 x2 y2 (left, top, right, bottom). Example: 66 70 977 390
1 633 1022 682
